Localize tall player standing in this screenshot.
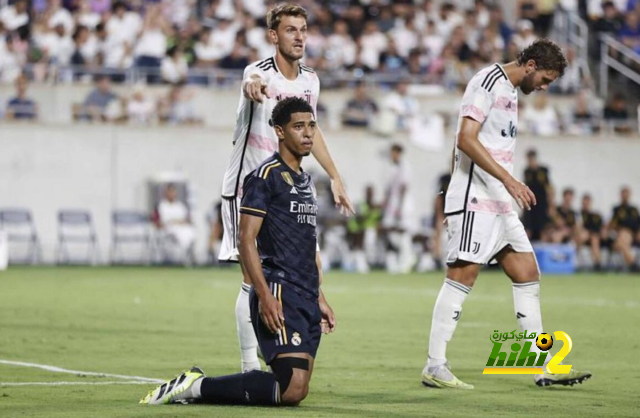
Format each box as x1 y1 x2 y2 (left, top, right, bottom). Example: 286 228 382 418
218 4 354 373
421 39 592 389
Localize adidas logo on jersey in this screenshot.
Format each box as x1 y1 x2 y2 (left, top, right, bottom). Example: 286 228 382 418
290 187 298 195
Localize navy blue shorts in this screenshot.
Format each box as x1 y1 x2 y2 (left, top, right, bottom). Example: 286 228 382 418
249 280 322 365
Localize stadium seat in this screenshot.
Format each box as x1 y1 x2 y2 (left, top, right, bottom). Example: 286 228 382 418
111 210 152 265
56 209 100 265
0 208 42 265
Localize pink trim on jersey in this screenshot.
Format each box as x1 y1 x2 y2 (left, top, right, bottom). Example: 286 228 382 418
486 148 514 163
461 105 486 123
494 96 517 112
247 133 278 153
467 198 512 213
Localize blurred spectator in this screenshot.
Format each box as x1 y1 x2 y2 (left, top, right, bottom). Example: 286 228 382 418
76 0 101 30
96 21 134 75
522 149 552 241
106 1 143 48
206 199 223 265
325 20 356 71
436 2 464 39
618 10 640 54
341 81 379 128
592 1 622 34
512 19 538 51
379 38 407 74
75 74 118 121
41 0 74 35
382 143 414 274
578 193 605 271
70 25 98 69
135 4 173 82
421 20 445 64
588 0 628 21
5 74 37 120
0 36 24 84
157 83 201 125
359 21 387 71
157 183 196 264
126 84 155 124
345 185 382 273
161 46 188 84
432 173 451 269
554 47 592 94
487 4 513 46
552 188 578 244
603 93 632 133
522 93 561 136
194 27 218 66
219 38 250 70
391 17 419 58
566 89 598 135
381 79 419 131
35 23 74 67
609 186 640 271
0 0 29 31
518 0 539 24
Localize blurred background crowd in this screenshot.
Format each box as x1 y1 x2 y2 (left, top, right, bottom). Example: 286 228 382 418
1 0 639 274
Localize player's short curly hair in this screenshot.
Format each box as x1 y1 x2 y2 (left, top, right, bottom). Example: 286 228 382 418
271 97 314 128
266 3 308 30
516 38 568 77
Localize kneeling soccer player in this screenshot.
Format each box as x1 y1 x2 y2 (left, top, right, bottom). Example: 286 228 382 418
140 97 336 407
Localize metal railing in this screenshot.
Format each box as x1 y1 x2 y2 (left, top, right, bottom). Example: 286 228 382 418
598 34 640 96
552 8 592 87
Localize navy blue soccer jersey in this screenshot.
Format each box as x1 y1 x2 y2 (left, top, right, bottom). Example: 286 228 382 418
240 153 319 298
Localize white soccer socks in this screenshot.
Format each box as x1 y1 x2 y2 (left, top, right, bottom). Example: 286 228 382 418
235 284 261 372
512 281 546 361
427 278 471 367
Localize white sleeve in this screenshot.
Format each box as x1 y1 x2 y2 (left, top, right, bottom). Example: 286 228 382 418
459 83 494 124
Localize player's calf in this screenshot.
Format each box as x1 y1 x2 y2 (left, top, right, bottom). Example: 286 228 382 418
271 356 311 406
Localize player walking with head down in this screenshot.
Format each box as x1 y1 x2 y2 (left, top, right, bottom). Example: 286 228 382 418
421 39 592 389
141 97 336 407
217 3 353 374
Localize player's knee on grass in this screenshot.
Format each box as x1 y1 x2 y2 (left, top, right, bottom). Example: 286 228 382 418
270 356 310 406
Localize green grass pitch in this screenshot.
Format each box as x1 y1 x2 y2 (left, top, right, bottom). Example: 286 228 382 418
1 267 638 417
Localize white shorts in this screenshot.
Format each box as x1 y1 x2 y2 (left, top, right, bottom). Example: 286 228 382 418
218 196 241 263
446 210 533 265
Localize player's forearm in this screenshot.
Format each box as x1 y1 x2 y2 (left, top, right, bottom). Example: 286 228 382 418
316 250 323 285
311 127 341 181
458 134 512 184
238 240 270 298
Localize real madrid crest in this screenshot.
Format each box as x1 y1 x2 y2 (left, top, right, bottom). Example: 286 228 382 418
281 172 294 186
291 332 302 346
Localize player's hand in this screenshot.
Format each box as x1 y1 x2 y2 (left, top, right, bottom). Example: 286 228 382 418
243 75 270 103
319 299 336 334
504 177 536 211
258 293 284 334
330 178 355 217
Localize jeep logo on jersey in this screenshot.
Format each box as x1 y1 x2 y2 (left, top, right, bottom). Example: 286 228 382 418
501 121 517 138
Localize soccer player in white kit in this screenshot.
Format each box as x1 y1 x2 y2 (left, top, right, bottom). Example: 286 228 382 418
218 4 354 373
421 39 591 389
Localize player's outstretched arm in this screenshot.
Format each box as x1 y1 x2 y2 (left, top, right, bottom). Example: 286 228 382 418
242 73 271 103
311 127 355 216
458 117 536 211
238 213 284 333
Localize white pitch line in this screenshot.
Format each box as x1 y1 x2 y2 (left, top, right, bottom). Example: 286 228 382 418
0 360 164 384
0 381 154 387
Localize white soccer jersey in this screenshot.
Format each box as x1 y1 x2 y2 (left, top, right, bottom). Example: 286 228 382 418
445 63 518 215
221 56 320 198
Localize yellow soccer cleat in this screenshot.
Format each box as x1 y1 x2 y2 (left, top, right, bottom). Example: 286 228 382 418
139 366 205 405
421 362 474 390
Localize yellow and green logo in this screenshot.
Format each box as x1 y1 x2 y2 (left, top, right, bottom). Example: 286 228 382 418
483 330 573 375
